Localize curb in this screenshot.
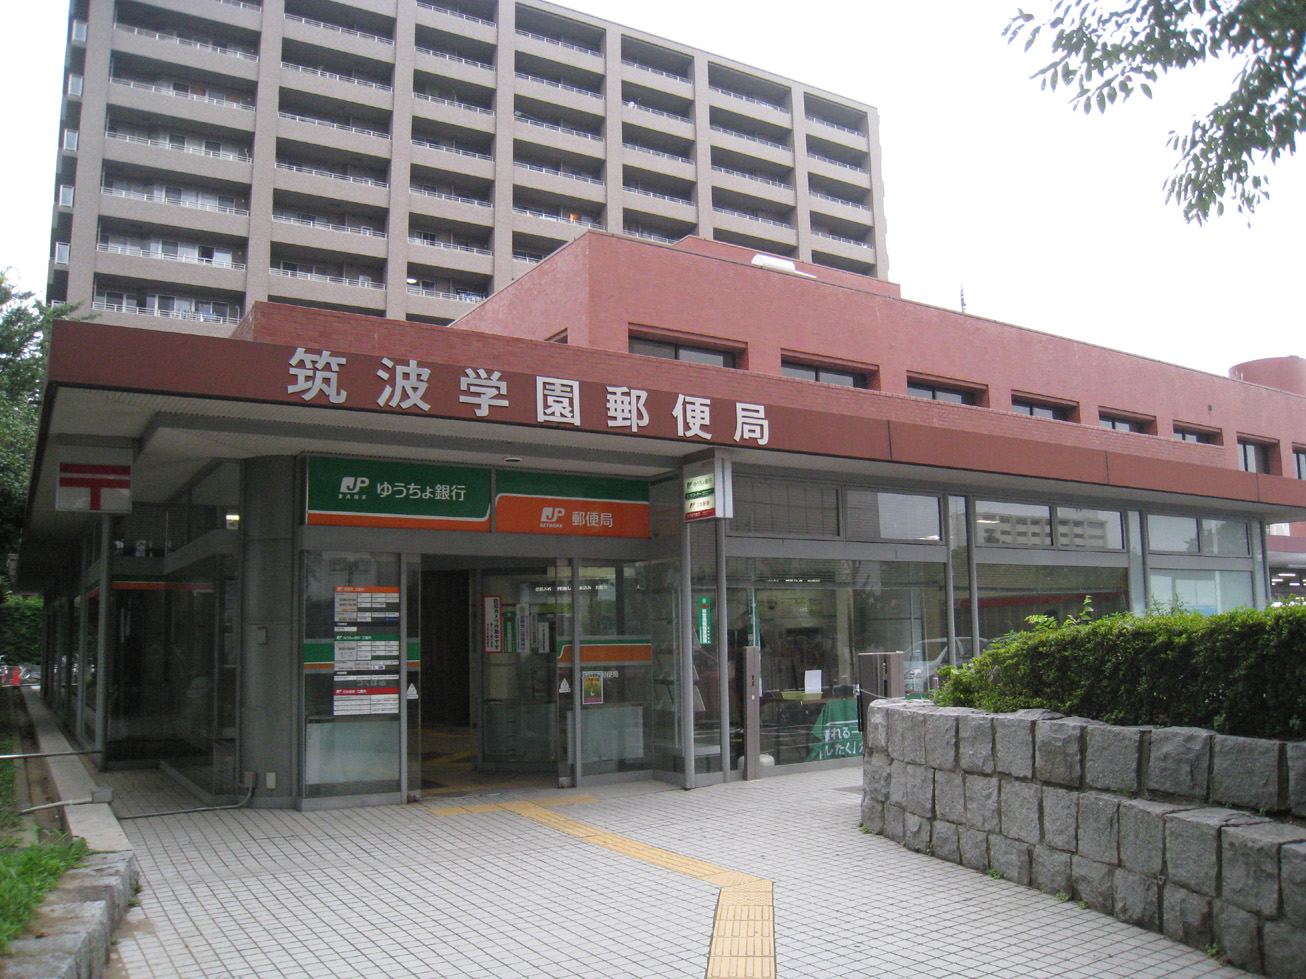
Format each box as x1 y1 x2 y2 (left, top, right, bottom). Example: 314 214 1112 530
1 690 139 979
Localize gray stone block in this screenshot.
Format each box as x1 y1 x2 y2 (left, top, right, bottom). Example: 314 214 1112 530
1146 727 1213 800
934 769 966 824
865 701 892 755
1289 742 1306 818
887 705 930 763
958 826 989 872
1162 883 1213 951
1035 717 1090 787
1032 845 1072 896
989 836 1032 885
1114 869 1160 930
1077 792 1121 866
0 950 79 979
932 820 961 864
860 798 885 835
12 902 112 979
863 752 892 803
1119 799 1196 878
1000 779 1041 845
888 760 909 809
1041 786 1078 852
964 773 1001 832
994 709 1059 778
1284 842 1306 928
958 713 996 774
1213 900 1262 974
1211 734 1285 812
904 764 935 818
1084 724 1145 794
1263 920 1306 979
1221 820 1306 917
1071 854 1114 914
904 811 932 853
883 804 906 843
925 709 967 770
1166 807 1258 897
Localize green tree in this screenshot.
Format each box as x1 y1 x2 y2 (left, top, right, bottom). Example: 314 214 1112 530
0 273 79 594
1006 0 1306 222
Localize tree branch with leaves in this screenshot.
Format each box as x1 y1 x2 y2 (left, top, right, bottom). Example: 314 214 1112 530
1006 0 1306 222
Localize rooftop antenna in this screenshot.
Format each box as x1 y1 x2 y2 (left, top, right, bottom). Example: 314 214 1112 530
959 285 967 314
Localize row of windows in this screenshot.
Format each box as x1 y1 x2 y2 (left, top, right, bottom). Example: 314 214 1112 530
626 337 1292 474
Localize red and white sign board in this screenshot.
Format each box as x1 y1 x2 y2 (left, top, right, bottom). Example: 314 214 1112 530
55 448 133 513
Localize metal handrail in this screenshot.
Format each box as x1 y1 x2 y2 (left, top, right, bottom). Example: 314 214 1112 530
711 165 788 189
416 2 495 27
285 13 393 45
270 267 385 289
275 161 388 187
109 76 254 110
408 236 490 255
411 138 492 161
411 185 492 207
113 23 258 60
516 115 603 142
709 85 785 112
620 59 689 83
103 130 252 162
414 45 493 70
515 71 602 100
709 124 787 150
713 206 792 229
515 161 603 185
92 300 241 325
623 142 691 164
513 206 602 228
282 62 391 91
274 212 387 237
101 186 250 215
96 242 246 269
278 111 389 140
414 92 493 116
515 27 601 57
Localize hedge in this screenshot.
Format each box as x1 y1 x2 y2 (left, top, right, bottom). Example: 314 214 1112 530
934 604 1306 740
0 595 41 665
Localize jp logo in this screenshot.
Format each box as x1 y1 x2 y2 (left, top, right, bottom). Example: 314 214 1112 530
339 477 370 497
540 506 566 525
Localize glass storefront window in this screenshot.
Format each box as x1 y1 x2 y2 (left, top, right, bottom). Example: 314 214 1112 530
1055 508 1123 550
972 564 1129 639
1147 514 1201 553
846 490 941 541
1201 518 1249 555
1148 569 1253 614
731 477 839 537
975 501 1053 546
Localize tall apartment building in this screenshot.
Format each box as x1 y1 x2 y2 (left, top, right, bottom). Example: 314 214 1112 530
48 0 887 332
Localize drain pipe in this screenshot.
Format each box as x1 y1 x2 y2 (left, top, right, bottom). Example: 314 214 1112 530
117 785 256 821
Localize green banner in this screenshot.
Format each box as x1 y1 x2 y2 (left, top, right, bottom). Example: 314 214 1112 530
495 470 649 502
306 457 491 530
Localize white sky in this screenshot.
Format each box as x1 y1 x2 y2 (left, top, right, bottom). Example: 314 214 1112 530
3 0 1302 378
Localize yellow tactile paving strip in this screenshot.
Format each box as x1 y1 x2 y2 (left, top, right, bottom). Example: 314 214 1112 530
428 796 777 979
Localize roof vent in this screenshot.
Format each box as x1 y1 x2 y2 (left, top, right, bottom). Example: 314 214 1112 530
750 254 816 278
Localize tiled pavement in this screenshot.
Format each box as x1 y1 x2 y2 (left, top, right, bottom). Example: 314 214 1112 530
101 766 1254 979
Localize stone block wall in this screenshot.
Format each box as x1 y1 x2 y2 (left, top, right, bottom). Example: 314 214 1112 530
861 701 1306 978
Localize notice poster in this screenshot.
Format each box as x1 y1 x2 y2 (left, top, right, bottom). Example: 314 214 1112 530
330 586 401 716
484 595 503 652
582 671 603 705
333 674 401 715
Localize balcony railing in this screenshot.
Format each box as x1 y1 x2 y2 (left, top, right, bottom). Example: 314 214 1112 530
810 190 868 210
273 212 387 237
411 186 492 208
624 186 693 206
92 300 241 326
709 85 785 112
809 115 864 138
625 101 690 123
620 59 689 83
101 185 250 216
414 45 493 70
512 206 602 228
711 165 788 189
811 229 872 248
275 161 388 187
104 130 252 162
414 92 493 116
623 228 679 244
109 76 254 110
270 267 385 290
622 142 692 164
215 0 260 10
713 206 791 229
406 284 484 302
408 236 490 255
808 152 866 173
113 23 259 60
515 161 603 185
709 125 787 151
282 62 391 91
97 241 246 270
278 111 389 140
515 71 602 100
416 2 495 27
515 28 600 58
285 13 392 45
515 115 603 142
411 138 492 161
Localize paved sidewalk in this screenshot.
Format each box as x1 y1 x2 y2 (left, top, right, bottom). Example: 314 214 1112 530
102 767 1252 979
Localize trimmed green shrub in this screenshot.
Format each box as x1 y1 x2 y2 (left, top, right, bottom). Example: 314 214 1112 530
935 605 1306 740
0 594 41 665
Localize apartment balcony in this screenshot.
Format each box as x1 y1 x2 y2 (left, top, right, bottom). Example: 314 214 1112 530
621 141 696 181
404 286 484 322
142 0 261 32
806 151 869 183
409 186 495 227
268 267 387 310
108 77 256 132
94 243 249 292
274 161 390 208
513 115 604 158
406 237 494 276
513 71 604 111
89 299 242 336
280 63 394 111
415 2 497 44
810 229 876 265
708 86 792 129
414 46 495 86
809 191 873 224
272 213 389 259
412 94 496 134
513 162 606 205
712 206 798 250
806 114 869 151
276 112 390 157
623 102 694 142
102 130 254 184
99 186 251 239
709 164 794 205
511 206 601 242
282 12 395 60
111 23 260 82
514 28 603 70
621 186 696 225
619 60 693 100
411 138 495 179
708 125 792 168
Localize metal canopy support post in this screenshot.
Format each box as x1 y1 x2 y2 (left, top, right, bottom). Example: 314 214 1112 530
95 514 111 762
571 560 583 786
742 645 760 779
716 517 730 779
679 521 695 787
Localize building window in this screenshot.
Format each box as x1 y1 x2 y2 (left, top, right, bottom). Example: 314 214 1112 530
62 129 78 151
781 361 868 387
1099 414 1150 433
1295 449 1306 480
58 184 74 207
907 381 978 405
1147 514 1250 555
1013 399 1071 421
71 19 87 43
67 73 83 97
1237 439 1274 473
54 242 70 265
1175 427 1217 444
629 336 736 368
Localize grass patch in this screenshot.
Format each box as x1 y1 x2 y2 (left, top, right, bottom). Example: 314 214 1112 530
0 690 89 953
